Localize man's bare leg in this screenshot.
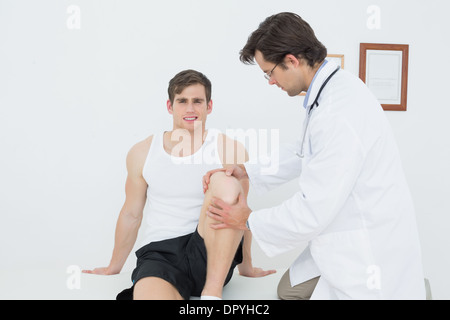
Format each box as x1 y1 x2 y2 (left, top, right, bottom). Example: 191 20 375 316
197 171 245 299
133 277 183 300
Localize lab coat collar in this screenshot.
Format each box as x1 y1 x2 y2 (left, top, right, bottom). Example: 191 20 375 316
303 59 339 110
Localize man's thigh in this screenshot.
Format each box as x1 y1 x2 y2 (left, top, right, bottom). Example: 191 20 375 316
134 276 183 300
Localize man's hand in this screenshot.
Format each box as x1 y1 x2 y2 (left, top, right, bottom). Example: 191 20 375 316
82 267 119 276
238 264 277 278
203 165 248 194
207 192 252 231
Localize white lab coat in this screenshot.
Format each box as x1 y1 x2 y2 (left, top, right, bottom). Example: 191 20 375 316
246 60 425 299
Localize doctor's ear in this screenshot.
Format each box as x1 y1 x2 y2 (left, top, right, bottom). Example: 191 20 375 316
167 100 173 114
285 54 302 68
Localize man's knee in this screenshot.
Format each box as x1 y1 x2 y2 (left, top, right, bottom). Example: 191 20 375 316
208 171 242 205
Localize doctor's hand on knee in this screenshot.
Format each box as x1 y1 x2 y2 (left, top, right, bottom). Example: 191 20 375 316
202 165 248 194
207 192 252 231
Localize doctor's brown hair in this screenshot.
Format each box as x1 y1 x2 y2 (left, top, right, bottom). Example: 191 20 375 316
240 12 327 68
168 69 212 105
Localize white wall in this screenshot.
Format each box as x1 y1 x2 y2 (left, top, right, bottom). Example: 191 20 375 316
1 0 449 299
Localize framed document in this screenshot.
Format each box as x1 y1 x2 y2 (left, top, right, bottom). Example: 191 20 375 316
359 43 409 111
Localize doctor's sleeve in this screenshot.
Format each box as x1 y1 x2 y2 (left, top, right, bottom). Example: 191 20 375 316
247 117 365 257
244 140 303 195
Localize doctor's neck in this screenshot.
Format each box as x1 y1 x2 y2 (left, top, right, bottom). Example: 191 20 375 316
304 60 326 89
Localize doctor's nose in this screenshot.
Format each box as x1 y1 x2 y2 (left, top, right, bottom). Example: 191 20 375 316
268 78 277 86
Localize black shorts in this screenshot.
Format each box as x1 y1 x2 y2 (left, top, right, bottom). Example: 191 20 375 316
117 227 243 300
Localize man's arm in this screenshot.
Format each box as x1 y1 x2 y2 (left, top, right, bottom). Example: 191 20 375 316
83 137 151 275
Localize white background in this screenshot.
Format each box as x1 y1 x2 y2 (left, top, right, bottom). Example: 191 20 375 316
1 0 449 299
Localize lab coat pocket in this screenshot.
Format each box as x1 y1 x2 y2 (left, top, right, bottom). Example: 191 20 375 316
310 229 381 299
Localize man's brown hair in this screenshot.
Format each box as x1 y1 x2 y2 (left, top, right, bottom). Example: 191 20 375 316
168 70 212 105
240 12 327 68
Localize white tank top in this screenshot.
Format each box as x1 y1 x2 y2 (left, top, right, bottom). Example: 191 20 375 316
141 129 223 246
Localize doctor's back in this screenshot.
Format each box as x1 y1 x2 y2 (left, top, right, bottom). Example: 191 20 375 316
308 67 425 299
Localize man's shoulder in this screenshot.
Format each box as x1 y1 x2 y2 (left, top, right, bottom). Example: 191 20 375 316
126 135 154 173
129 135 153 156
217 133 248 165
217 132 241 144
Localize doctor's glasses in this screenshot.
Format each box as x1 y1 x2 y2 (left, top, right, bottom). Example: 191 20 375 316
264 62 281 81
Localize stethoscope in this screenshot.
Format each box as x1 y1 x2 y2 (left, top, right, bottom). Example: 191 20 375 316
297 66 341 158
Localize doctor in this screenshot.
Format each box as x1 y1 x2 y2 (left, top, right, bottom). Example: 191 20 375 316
203 12 425 299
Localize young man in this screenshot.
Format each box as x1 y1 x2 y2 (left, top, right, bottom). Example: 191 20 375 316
83 70 275 300
204 12 425 299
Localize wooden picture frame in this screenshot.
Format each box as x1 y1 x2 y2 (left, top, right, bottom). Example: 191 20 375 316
299 54 345 96
359 43 409 111
327 54 345 69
